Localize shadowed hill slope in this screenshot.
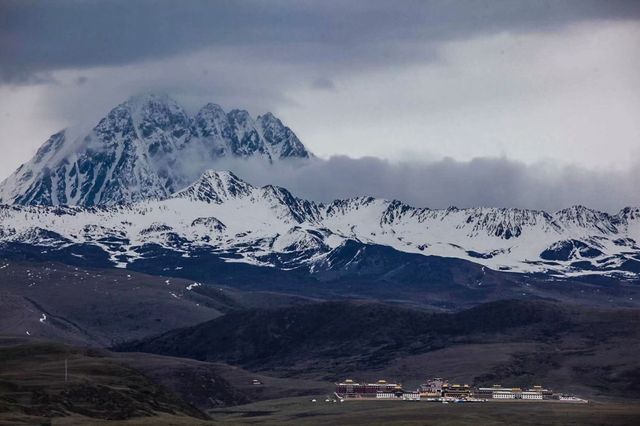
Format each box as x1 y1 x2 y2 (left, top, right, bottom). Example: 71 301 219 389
0 337 329 424
117 300 640 400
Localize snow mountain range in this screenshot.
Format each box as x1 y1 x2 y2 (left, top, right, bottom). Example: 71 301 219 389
0 94 638 280
0 170 638 278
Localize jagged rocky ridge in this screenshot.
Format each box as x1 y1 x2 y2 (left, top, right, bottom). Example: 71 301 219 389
0 94 311 206
0 170 638 277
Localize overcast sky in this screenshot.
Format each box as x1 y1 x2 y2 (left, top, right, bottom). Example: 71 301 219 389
0 1 639 210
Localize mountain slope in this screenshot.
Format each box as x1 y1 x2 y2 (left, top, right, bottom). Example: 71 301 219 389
0 260 315 346
0 94 312 206
116 300 568 372
0 339 211 422
0 170 638 279
0 337 328 425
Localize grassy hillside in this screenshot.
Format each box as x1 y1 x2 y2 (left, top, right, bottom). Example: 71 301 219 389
0 337 329 425
0 339 208 423
0 260 314 346
117 300 640 399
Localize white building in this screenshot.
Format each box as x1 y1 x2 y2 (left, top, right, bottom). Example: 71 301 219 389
492 390 515 399
521 391 543 400
376 391 397 399
402 391 421 401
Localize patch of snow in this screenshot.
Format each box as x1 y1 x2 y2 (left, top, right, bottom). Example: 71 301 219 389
186 282 201 291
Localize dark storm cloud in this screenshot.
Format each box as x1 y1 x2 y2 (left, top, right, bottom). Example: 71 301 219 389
209 156 640 213
1 0 639 84
0 1 638 212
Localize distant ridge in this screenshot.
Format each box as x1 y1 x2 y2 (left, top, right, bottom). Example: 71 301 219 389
0 169 638 278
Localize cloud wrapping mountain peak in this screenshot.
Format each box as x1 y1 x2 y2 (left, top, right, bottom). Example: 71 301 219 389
0 94 313 206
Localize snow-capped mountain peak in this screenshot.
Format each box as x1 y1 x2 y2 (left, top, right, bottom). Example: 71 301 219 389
256 112 312 160
554 205 619 234
125 93 191 145
173 170 253 203
0 94 313 207
194 103 229 139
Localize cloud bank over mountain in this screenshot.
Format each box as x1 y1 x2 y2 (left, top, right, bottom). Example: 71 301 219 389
209 155 639 213
0 91 637 212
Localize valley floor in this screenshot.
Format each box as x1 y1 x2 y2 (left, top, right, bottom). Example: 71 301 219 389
3 396 640 425
1 335 639 425
208 397 640 426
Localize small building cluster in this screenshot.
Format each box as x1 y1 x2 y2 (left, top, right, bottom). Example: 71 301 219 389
335 378 586 403
472 385 550 400
336 379 403 399
416 379 557 401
